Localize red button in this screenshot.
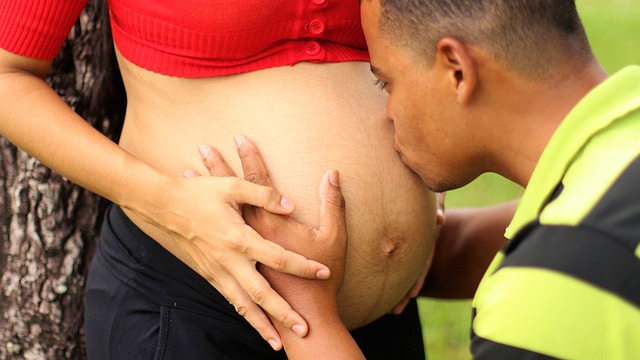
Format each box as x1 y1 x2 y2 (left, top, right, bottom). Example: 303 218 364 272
304 41 321 56
308 19 325 35
311 0 327 5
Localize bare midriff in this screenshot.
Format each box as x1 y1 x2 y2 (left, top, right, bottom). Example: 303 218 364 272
117 52 437 329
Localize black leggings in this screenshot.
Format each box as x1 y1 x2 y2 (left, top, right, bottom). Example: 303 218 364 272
85 205 425 359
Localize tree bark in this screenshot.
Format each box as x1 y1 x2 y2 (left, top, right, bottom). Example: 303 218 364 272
0 3 122 359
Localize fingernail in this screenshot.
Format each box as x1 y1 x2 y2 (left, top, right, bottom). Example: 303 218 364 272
183 170 196 178
328 170 339 187
234 134 245 148
280 196 294 210
316 268 330 279
268 339 279 350
292 324 306 337
198 145 209 160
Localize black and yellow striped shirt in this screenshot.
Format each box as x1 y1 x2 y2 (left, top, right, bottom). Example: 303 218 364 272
471 66 640 359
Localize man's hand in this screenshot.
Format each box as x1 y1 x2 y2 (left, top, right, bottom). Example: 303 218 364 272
230 135 350 358
189 135 347 351
235 135 348 312
181 142 333 351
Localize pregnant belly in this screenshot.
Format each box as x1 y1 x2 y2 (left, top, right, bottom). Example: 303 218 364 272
117 61 437 329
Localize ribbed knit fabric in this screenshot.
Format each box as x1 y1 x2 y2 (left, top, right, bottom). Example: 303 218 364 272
0 0 87 60
0 0 370 78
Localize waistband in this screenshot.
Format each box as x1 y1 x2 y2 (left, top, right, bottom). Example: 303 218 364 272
96 204 243 322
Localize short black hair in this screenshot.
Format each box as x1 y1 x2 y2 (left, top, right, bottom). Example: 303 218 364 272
377 0 594 79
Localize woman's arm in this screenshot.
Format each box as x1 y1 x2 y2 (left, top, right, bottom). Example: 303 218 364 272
0 48 330 348
198 137 365 359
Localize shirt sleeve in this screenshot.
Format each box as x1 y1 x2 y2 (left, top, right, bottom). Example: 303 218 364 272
471 225 640 359
0 0 88 60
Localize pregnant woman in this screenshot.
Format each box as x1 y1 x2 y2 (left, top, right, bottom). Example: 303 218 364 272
0 0 437 358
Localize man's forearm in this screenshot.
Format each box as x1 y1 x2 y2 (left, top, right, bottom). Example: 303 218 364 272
267 278 365 360
421 200 517 298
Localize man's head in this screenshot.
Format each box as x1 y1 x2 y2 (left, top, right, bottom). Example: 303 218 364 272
374 0 592 78
361 0 598 191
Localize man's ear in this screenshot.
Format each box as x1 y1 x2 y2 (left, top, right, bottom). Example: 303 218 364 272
435 37 477 104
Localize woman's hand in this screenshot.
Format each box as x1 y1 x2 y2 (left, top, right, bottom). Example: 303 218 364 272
236 136 348 315
202 135 355 358
166 144 339 351
182 136 347 352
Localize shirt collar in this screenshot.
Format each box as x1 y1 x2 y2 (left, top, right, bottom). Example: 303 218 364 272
506 65 640 238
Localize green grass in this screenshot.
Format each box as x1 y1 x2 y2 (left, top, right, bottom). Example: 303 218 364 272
419 1 640 359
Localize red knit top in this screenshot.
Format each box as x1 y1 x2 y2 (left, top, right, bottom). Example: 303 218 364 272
0 0 370 77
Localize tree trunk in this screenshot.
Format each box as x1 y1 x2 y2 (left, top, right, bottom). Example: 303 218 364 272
0 3 122 359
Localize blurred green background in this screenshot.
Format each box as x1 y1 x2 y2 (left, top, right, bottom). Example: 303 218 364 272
418 0 640 359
